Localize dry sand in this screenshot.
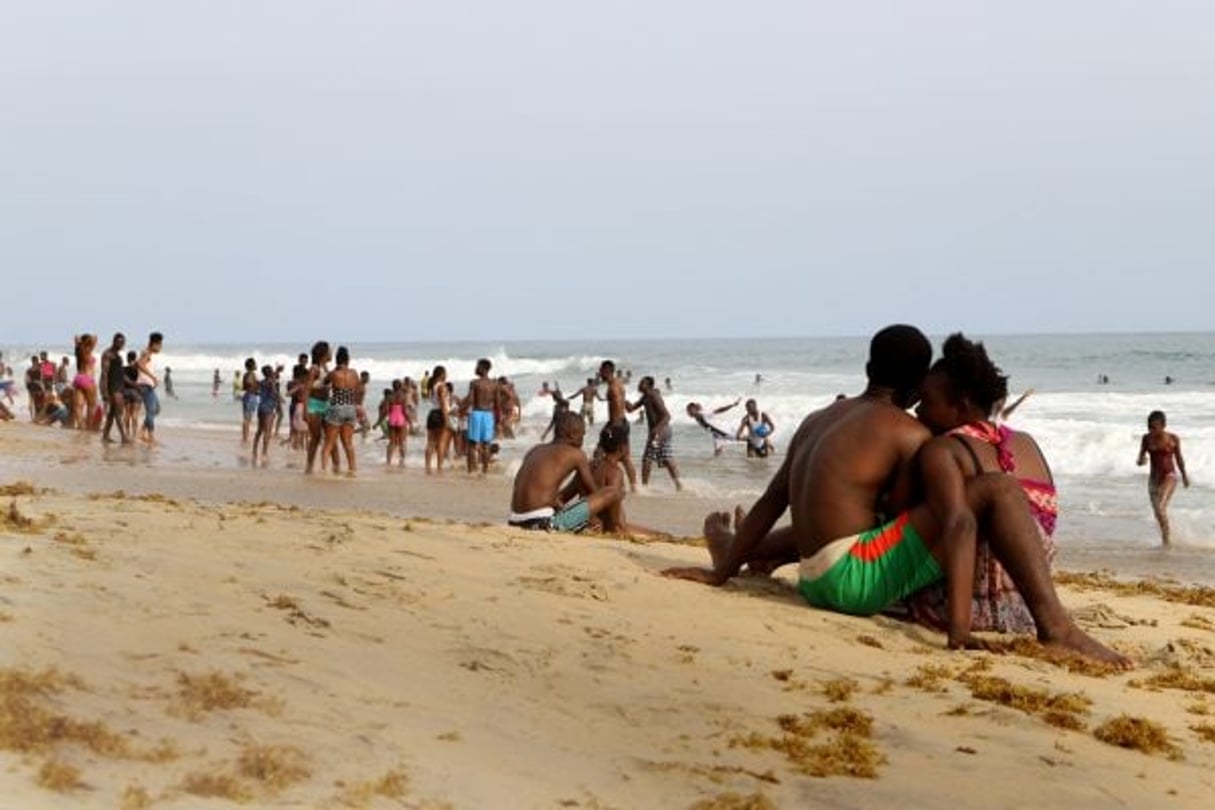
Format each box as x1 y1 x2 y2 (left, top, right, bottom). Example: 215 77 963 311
2 424 1215 808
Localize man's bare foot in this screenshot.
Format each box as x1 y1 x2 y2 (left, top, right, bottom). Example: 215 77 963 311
733 505 747 530
703 511 735 571
1042 624 1134 670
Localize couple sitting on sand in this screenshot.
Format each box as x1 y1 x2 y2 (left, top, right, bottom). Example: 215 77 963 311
508 413 665 538
662 325 1131 668
507 325 1130 668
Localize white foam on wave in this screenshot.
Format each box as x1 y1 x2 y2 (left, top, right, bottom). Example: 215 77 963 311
157 347 602 383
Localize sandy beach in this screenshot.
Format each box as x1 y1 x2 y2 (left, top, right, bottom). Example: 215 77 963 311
2 423 1215 809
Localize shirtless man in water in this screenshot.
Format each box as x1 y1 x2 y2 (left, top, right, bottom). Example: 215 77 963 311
599 360 638 492
664 324 1131 668
509 411 623 532
465 358 499 475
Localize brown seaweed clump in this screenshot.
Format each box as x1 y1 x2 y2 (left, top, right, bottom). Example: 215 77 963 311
236 743 312 791
334 767 411 808
180 771 254 802
960 674 1092 731
688 792 778 810
905 663 956 693
1132 666 1215 695
0 667 128 758
1093 715 1183 760
1054 571 1215 609
1179 613 1215 632
0 481 40 497
1189 723 1215 743
3 499 39 532
120 784 153 810
172 671 258 721
36 759 84 792
731 707 883 779
819 678 859 703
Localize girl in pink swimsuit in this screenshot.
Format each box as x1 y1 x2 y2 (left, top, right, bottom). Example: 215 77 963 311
385 378 409 466
71 333 99 430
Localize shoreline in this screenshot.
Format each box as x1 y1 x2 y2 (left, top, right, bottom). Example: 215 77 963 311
2 422 1215 806
1 420 1209 586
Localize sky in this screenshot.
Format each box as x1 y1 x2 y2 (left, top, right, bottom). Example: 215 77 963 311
2 1 1213 344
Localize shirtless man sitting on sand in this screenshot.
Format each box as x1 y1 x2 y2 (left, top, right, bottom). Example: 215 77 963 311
509 411 624 533
664 324 1131 668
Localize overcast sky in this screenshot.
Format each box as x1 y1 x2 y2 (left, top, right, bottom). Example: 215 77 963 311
3 1 1212 344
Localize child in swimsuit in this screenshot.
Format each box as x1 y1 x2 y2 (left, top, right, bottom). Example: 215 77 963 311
252 366 279 464
1137 410 1189 545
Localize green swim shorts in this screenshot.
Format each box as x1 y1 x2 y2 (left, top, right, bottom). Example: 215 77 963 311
797 513 943 616
550 499 591 533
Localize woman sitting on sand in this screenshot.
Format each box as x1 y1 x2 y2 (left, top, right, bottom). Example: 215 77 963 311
909 333 1057 634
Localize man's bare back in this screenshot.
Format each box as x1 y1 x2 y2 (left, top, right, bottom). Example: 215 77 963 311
469 376 497 411
783 396 931 557
605 376 626 424
511 441 595 513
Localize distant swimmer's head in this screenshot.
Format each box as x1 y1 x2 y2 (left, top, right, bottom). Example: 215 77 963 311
686 402 703 417
1148 410 1166 430
598 422 624 454
916 333 1008 434
866 324 932 408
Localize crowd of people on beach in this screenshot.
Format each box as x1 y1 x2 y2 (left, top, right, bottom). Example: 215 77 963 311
0 333 165 443
3 328 1191 665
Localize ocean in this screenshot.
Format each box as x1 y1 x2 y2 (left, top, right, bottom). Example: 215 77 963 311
4 332 1214 583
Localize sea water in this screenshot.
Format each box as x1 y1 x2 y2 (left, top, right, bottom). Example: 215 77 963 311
5 332 1214 583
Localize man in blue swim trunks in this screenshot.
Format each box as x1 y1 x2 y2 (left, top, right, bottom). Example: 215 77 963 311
663 325 1130 668
465 358 499 476
509 411 624 533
